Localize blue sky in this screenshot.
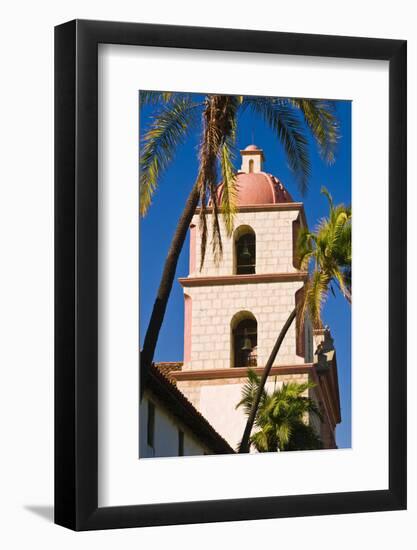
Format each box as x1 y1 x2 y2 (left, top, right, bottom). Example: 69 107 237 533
140 95 351 448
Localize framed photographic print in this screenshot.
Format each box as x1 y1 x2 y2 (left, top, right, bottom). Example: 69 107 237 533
55 19 407 530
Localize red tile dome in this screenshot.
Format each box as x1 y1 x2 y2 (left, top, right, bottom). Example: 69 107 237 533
217 171 293 206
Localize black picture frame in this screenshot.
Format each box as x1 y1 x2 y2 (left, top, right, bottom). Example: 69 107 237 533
55 19 407 531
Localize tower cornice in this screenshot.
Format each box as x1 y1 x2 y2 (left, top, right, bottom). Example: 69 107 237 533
195 202 305 214
171 364 314 381
179 271 308 287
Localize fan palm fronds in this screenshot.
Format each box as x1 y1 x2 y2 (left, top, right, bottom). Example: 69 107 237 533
235 368 268 417
140 90 189 106
289 98 340 164
242 96 310 195
297 186 351 327
140 97 199 216
285 420 323 451
237 369 322 452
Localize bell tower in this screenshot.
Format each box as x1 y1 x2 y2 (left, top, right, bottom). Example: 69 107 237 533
166 145 341 450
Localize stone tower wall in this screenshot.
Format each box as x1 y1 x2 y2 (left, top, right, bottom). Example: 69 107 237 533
190 209 300 277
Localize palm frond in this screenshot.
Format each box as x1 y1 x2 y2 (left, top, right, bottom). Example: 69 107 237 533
238 372 321 452
219 138 238 237
209 179 223 266
331 266 351 303
242 97 311 195
139 97 198 216
140 90 186 106
296 185 352 321
320 185 334 210
236 369 264 416
285 421 323 451
297 227 317 270
332 211 350 252
198 202 209 271
290 99 340 164
303 396 323 422
197 95 240 269
302 270 330 328
197 99 221 270
250 428 273 452
276 421 292 449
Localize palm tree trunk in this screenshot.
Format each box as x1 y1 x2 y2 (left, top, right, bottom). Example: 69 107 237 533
239 308 297 453
140 181 200 376
334 280 351 303
343 288 352 304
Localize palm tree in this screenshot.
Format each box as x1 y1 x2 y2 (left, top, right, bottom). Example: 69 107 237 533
140 92 340 374
236 369 322 452
297 187 352 324
239 187 351 452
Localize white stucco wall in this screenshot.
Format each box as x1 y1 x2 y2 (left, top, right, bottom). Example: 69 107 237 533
139 391 210 458
178 375 309 451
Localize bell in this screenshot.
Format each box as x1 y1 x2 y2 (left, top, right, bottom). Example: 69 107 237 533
241 329 252 352
240 242 252 262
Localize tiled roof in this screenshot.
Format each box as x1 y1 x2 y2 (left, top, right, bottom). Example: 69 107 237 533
154 361 183 383
145 363 234 455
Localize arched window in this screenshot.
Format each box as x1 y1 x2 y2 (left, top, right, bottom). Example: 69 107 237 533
248 159 254 173
234 226 256 275
231 313 257 368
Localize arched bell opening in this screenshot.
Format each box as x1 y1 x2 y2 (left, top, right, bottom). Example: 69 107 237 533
234 225 256 275
230 311 258 368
